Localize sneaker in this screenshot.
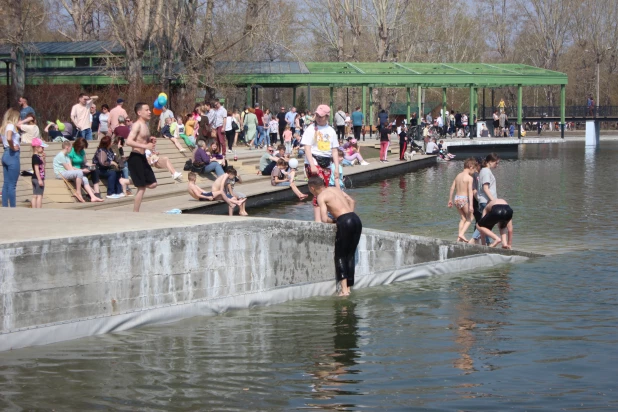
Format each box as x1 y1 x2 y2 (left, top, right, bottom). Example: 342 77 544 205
173 172 182 181
383 160 389 163
360 161 370 165
107 194 120 199
117 193 126 198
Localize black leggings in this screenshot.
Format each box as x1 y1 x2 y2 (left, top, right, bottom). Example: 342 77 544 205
353 125 362 140
336 125 345 141
270 133 278 145
399 135 408 160
278 127 286 145
226 130 235 151
335 212 363 287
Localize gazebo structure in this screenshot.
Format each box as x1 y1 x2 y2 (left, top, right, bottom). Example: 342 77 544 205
216 61 568 138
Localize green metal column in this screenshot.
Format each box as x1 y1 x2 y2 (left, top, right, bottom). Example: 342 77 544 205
246 85 252 108
406 87 411 122
517 85 523 139
369 86 374 134
292 87 297 107
362 85 367 126
469 86 475 139
417 85 422 138
329 86 334 124
560 84 566 139
442 87 447 123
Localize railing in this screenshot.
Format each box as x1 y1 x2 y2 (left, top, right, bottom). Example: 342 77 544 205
480 106 618 120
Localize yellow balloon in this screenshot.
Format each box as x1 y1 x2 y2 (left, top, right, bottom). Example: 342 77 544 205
159 92 168 100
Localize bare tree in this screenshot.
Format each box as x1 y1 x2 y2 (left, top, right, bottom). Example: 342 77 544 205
366 0 410 62
516 0 575 105
101 0 164 100
0 0 46 98
55 0 100 41
572 0 618 106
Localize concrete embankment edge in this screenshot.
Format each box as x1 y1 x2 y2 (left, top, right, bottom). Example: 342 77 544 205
0 219 537 352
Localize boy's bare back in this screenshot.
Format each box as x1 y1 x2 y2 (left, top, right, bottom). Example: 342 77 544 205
455 171 473 195
318 187 355 221
188 182 203 200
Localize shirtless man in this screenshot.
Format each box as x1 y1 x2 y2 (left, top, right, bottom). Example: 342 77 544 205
448 158 477 242
476 198 514 249
307 175 363 297
211 168 247 216
126 102 158 212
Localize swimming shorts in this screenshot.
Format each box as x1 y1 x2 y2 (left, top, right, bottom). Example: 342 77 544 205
478 204 513 230
334 212 363 287
199 191 213 201
128 152 157 188
454 195 469 209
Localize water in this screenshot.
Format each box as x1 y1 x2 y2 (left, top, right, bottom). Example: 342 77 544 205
1 142 617 410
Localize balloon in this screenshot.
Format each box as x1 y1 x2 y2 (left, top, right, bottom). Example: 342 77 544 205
158 92 168 100
153 108 162 116
288 158 298 169
157 95 167 107
56 120 65 131
153 99 162 109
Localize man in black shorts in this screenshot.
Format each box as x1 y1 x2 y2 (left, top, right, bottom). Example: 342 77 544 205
126 102 157 212
476 198 514 249
308 176 363 296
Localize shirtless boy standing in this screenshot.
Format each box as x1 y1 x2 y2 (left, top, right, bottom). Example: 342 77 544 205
211 168 247 216
126 102 157 212
476 198 514 249
307 175 363 297
448 158 477 242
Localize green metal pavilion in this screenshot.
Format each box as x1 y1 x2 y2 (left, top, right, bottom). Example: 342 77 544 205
216 61 568 133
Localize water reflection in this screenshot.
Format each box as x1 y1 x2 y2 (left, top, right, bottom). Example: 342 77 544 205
306 300 361 410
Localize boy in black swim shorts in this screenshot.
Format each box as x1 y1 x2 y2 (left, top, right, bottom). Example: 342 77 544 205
476 198 514 249
308 176 363 296
126 102 158 212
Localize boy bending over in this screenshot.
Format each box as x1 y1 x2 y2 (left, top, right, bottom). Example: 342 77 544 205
476 198 514 249
308 176 362 297
212 168 247 216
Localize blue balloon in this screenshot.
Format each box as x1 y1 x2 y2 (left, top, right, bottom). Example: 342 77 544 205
158 95 167 107
153 99 162 109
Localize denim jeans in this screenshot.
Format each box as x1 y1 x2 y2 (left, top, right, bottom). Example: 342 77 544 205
2 149 20 207
255 126 265 147
98 168 122 195
78 128 93 140
472 202 491 243
204 162 224 177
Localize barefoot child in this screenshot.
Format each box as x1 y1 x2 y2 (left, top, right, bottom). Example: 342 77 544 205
476 198 514 248
31 138 48 208
187 172 215 201
307 175 363 297
212 168 246 215
224 167 248 215
448 158 477 242
271 158 307 200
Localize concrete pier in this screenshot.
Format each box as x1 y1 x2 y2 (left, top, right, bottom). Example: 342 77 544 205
0 209 538 351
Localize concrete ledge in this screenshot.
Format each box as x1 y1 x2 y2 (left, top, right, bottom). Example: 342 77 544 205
0 209 539 351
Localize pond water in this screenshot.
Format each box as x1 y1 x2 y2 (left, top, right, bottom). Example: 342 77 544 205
1 142 616 410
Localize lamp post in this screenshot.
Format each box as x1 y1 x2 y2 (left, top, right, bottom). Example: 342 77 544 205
1 58 16 109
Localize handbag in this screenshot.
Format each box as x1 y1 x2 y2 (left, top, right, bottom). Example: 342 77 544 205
191 161 205 173
183 159 193 171
313 155 332 169
231 118 239 132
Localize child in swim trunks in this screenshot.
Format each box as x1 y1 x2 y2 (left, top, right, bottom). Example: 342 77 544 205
187 172 215 201
448 158 478 242
476 198 514 249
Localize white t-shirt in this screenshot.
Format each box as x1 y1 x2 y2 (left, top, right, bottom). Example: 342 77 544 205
426 141 439 153
300 123 338 162
2 124 20 148
214 107 227 128
225 115 234 132
99 113 109 132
